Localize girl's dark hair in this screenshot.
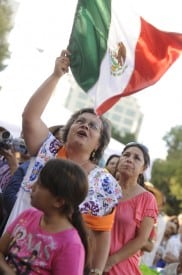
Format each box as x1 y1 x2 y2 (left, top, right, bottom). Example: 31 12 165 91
105 154 120 166
62 108 111 163
122 142 150 187
39 158 91 272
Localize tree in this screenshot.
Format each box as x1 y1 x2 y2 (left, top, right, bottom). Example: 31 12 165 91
151 125 182 215
163 125 182 159
0 0 13 71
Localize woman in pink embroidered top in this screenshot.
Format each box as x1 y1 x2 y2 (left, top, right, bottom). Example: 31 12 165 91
104 142 158 275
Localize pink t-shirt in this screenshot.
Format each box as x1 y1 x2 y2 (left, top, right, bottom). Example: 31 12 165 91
6 208 85 275
108 191 158 275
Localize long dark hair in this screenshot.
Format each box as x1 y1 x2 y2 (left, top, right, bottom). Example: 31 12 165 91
39 158 91 272
62 108 111 163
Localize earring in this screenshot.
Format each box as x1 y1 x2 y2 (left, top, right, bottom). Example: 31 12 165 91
91 150 96 159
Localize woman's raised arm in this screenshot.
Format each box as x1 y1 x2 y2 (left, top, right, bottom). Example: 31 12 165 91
22 50 70 155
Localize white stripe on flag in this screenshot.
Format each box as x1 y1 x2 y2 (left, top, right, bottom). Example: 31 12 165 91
88 0 141 108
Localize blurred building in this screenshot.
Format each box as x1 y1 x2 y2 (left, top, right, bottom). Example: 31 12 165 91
64 76 143 138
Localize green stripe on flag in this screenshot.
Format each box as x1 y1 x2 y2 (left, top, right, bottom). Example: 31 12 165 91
68 0 111 91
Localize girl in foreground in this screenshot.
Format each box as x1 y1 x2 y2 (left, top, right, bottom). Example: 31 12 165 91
0 159 90 274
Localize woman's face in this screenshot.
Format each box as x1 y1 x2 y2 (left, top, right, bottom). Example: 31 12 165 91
106 156 119 176
66 112 102 154
165 221 177 236
117 146 146 178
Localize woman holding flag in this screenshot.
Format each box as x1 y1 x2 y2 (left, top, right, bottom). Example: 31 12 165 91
17 50 121 274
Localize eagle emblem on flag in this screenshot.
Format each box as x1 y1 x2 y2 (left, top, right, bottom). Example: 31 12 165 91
109 42 127 76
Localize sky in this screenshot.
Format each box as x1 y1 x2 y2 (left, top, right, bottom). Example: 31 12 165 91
0 0 182 160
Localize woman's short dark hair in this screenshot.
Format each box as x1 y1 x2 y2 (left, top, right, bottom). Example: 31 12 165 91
62 108 111 163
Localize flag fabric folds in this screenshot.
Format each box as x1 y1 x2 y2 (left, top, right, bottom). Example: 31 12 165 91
68 0 182 115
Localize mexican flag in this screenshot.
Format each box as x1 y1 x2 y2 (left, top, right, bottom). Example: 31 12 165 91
68 0 182 115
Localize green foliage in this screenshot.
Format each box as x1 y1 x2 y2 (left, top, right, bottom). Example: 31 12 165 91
164 125 182 159
111 127 136 144
0 0 13 71
140 264 160 275
151 125 182 215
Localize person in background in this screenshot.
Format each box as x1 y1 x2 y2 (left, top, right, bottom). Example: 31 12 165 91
163 213 182 265
152 219 178 269
0 158 90 275
0 159 30 236
0 129 30 234
7 50 121 275
168 215 179 228
105 154 120 178
0 127 19 192
1 125 64 235
104 142 158 275
48 125 64 143
160 220 178 251
0 127 27 228
163 247 182 275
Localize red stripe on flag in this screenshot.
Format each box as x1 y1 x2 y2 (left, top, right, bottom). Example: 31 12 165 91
96 17 182 115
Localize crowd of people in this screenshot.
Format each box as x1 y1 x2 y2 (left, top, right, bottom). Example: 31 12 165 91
0 51 181 275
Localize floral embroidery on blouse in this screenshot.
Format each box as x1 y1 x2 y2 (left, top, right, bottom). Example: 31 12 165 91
20 133 122 216
79 167 121 216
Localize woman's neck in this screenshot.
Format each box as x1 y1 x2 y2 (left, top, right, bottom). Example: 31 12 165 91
64 144 97 174
119 175 137 189
119 176 144 199
65 143 91 164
